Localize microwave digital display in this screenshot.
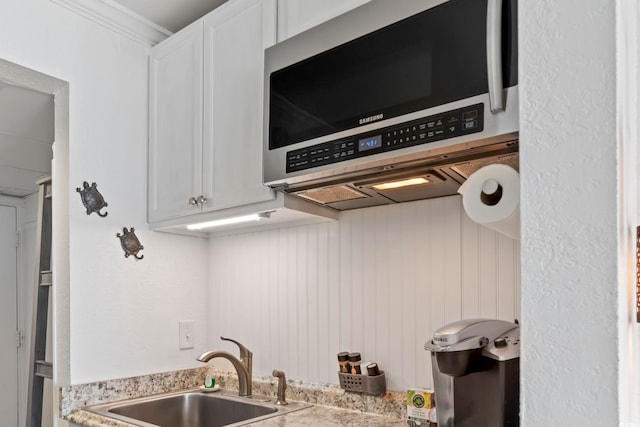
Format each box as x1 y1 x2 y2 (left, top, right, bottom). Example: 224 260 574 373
358 135 382 152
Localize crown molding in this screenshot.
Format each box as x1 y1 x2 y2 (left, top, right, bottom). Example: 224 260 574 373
49 0 173 47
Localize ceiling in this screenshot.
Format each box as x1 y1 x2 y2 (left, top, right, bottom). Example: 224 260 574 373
113 0 228 33
0 81 54 198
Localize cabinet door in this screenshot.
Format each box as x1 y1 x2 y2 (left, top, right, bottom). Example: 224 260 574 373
276 0 371 41
201 0 276 211
148 21 204 223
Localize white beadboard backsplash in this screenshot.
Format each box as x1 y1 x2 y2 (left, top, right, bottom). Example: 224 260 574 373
208 195 520 392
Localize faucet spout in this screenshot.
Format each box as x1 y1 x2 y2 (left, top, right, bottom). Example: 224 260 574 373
197 350 251 396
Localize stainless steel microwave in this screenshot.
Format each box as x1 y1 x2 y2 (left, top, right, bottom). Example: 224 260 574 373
263 0 518 210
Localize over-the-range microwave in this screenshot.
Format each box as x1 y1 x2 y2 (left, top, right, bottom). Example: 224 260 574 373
263 0 518 211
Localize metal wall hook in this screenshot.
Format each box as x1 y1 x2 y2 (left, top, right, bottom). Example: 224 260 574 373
76 181 108 217
116 227 144 260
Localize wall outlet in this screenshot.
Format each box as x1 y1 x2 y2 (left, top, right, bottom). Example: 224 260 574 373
179 320 195 349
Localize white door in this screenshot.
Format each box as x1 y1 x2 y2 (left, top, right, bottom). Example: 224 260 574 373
0 205 18 427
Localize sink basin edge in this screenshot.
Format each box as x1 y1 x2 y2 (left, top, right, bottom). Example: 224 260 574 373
84 388 311 427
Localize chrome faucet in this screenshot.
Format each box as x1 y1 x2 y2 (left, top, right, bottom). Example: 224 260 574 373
197 336 253 397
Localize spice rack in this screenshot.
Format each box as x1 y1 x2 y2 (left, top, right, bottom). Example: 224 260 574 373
338 371 386 396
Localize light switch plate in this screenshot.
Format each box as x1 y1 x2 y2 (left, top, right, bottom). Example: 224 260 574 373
179 320 195 349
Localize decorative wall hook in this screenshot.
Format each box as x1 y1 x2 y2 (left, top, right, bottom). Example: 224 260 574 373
76 181 108 217
117 227 144 260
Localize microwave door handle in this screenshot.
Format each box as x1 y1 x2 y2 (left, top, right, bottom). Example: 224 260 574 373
486 0 505 112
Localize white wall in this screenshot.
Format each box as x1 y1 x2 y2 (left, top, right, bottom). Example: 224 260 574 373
0 0 209 390
519 0 630 425
208 196 520 392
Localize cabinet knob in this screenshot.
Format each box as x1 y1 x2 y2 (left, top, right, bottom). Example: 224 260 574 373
197 195 208 206
188 197 198 206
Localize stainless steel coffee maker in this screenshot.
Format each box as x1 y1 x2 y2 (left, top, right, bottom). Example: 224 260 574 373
425 319 520 426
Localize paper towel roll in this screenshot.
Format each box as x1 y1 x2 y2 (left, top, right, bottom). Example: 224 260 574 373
458 164 520 240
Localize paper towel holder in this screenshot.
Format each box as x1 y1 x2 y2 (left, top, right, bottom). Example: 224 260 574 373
480 179 503 206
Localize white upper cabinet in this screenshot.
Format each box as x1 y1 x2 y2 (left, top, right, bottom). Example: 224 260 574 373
202 0 276 212
276 0 371 41
148 21 204 222
148 0 276 224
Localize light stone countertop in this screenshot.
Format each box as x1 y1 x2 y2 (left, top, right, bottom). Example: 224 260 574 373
67 403 406 427
62 368 408 427
241 405 407 426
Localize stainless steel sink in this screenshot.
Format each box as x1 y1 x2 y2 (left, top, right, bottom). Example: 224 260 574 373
85 389 310 427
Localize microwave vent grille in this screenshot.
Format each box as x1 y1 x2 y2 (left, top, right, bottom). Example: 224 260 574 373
450 153 519 179
295 185 368 205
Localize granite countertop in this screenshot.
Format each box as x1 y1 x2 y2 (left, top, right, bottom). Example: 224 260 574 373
61 368 408 427
67 402 406 427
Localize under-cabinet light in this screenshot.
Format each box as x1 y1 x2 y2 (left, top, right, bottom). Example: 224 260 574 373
187 212 271 230
372 177 430 191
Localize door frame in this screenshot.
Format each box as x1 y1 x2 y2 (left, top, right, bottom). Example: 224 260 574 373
0 58 70 426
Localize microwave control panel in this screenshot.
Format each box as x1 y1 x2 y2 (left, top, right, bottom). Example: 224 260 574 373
285 103 484 173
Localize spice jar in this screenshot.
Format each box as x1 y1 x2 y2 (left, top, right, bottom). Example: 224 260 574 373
348 352 362 374
366 362 380 376
337 352 350 373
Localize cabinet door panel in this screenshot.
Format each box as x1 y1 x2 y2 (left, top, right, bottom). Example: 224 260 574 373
149 22 204 222
276 0 371 41
202 0 276 211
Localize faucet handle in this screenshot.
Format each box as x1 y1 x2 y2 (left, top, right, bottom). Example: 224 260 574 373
220 336 252 359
